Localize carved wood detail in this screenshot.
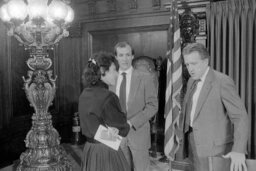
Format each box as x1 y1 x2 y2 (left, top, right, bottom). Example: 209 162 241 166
88 0 96 15
152 0 161 8
130 0 137 9
107 0 117 12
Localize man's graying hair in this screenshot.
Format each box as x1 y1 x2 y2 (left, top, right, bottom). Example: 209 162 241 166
182 42 210 60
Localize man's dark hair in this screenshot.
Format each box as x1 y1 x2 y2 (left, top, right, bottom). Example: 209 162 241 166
114 41 135 56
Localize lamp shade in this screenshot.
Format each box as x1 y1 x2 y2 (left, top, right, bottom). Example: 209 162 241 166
7 0 27 20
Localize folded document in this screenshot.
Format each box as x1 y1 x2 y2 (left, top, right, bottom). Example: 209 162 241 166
94 124 122 151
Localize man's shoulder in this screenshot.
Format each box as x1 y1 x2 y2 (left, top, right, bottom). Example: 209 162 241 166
212 69 235 85
213 69 232 80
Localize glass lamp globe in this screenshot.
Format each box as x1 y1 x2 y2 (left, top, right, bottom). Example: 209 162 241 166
27 0 48 19
0 4 11 22
65 6 74 23
7 0 28 20
48 0 68 21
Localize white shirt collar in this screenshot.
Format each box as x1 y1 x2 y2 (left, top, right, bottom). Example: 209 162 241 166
119 66 133 75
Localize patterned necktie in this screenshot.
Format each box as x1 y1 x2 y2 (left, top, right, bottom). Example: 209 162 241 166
185 79 200 132
119 72 127 113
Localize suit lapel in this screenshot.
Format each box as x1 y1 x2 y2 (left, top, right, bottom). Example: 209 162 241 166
183 79 194 117
182 79 194 132
193 69 214 122
127 70 140 112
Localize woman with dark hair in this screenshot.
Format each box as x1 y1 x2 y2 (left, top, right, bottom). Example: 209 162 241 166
79 52 131 171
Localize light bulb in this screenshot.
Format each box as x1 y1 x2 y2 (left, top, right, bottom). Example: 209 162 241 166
65 6 74 23
0 4 11 22
27 0 48 19
6 0 28 20
48 0 68 21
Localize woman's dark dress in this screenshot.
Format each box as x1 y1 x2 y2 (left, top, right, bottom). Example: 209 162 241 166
78 81 130 171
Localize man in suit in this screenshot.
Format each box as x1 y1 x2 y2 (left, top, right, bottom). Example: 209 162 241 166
181 42 249 171
113 41 158 171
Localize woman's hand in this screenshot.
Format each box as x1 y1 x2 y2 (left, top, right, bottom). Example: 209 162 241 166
107 126 122 141
107 126 119 136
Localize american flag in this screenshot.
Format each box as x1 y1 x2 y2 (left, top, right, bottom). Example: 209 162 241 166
164 0 183 161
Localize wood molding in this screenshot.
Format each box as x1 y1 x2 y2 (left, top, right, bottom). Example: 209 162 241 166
107 0 117 12
79 9 170 24
164 0 210 13
130 0 137 9
74 0 210 22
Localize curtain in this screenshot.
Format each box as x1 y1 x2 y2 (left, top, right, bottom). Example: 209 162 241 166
206 0 256 158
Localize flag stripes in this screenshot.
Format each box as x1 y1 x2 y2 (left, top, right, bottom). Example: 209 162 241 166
164 0 183 161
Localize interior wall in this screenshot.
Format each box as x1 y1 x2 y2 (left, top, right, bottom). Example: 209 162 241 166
0 25 31 167
91 29 168 58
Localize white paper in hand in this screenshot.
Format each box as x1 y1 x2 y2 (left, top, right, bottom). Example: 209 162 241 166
94 124 122 151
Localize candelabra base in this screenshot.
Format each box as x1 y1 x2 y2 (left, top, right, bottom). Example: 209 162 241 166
16 146 72 171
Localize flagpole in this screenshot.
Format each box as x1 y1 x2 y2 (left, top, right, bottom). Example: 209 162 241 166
163 0 183 170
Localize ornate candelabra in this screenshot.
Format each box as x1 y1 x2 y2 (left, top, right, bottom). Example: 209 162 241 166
0 0 74 170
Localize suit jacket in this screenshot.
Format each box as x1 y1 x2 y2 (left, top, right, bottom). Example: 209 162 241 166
111 69 158 150
181 68 249 158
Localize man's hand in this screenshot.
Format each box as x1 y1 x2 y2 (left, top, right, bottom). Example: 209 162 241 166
223 152 247 171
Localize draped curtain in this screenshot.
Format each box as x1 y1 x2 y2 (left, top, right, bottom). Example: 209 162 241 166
206 0 256 158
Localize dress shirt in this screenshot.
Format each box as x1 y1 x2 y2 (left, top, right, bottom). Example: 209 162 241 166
190 67 209 126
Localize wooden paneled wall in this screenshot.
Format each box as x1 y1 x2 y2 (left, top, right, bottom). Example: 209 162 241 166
0 22 31 166
0 22 9 130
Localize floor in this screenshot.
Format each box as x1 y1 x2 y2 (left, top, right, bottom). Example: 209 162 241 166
64 144 174 171
0 144 184 171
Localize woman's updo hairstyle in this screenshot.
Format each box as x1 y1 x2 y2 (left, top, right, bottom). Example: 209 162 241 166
82 52 118 88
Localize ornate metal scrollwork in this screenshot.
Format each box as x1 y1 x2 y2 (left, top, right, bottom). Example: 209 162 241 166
16 47 72 171
180 8 199 45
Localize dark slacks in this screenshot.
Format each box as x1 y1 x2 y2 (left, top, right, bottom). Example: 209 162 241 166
120 138 134 171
